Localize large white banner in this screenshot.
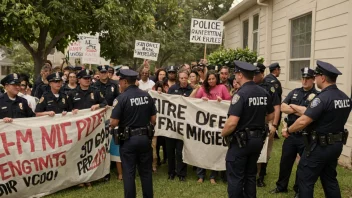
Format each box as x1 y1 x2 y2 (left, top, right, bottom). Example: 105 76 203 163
0 108 111 198
149 91 268 171
133 40 160 61
190 18 224 45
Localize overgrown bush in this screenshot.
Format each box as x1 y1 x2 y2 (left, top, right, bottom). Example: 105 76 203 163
208 47 264 66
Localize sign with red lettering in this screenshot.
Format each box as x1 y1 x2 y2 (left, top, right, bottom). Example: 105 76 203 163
190 18 224 45
0 108 111 198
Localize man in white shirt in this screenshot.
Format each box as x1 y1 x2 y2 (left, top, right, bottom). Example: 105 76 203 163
138 68 155 91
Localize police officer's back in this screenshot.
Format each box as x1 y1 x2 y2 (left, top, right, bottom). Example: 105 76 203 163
284 60 351 198
35 72 70 116
110 69 156 198
93 65 119 106
67 69 107 111
221 61 274 198
0 73 35 122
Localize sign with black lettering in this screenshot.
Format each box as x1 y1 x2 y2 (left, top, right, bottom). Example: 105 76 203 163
190 18 224 45
149 91 269 171
133 40 160 61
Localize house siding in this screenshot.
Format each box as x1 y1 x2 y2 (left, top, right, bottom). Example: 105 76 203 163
222 0 352 168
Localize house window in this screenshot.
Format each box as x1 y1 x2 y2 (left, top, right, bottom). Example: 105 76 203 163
1 65 11 76
243 20 249 48
253 14 259 52
289 13 312 81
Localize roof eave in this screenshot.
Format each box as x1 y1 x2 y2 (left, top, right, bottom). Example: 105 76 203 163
218 0 258 23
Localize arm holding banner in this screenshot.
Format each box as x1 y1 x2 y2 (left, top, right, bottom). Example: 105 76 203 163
221 115 240 137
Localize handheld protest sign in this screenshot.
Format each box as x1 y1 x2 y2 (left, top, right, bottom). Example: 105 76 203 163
133 40 160 61
190 18 224 45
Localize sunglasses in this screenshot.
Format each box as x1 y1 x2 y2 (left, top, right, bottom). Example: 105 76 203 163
52 80 62 83
82 77 91 80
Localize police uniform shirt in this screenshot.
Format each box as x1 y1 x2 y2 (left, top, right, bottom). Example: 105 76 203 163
264 73 282 99
111 85 157 127
283 86 319 126
0 94 35 119
304 84 351 135
167 83 193 97
67 86 107 110
35 91 69 114
93 79 119 106
228 81 274 131
258 82 280 106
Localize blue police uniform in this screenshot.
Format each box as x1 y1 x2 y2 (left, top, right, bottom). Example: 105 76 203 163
67 69 107 110
0 74 36 119
291 61 351 198
254 63 281 187
166 83 193 181
226 61 274 198
271 68 319 194
35 72 69 114
93 65 119 106
111 69 157 198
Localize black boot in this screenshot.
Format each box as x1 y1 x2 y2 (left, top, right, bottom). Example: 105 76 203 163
257 178 266 187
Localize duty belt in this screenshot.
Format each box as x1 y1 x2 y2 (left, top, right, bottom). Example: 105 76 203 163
316 133 343 145
130 127 148 137
246 130 263 138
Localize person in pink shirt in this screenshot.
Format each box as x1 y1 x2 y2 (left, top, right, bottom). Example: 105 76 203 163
191 71 232 102
191 70 231 184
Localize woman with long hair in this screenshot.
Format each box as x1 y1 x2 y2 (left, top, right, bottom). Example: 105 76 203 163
154 68 167 83
189 70 200 89
191 70 231 184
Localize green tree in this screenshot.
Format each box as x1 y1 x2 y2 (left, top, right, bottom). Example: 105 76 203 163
0 0 156 78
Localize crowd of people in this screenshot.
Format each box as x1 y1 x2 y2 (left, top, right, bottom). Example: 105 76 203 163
0 58 350 198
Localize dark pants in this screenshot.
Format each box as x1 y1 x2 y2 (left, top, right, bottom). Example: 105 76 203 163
276 134 305 192
156 136 167 163
196 168 218 179
120 135 153 198
165 137 187 177
297 142 343 198
226 137 264 198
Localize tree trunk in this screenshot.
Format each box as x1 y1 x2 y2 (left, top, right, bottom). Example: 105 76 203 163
33 54 45 80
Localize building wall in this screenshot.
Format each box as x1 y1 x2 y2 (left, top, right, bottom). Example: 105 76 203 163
223 0 352 168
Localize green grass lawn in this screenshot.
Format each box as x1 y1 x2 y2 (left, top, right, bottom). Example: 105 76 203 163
46 138 352 198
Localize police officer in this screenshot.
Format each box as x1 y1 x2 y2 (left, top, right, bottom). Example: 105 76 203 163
110 69 156 198
253 63 281 187
283 61 351 198
0 73 35 122
166 70 193 182
93 65 119 106
35 72 69 116
270 67 319 196
67 69 107 113
222 61 275 198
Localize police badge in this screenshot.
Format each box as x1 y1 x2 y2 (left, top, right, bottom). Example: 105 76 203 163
62 98 65 104
307 93 316 101
19 103 23 110
270 87 275 93
310 98 321 108
91 93 94 100
232 94 240 105
111 87 114 92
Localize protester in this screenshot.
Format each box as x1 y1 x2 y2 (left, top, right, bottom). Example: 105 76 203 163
61 72 78 94
166 70 193 181
194 63 206 84
189 70 200 89
31 65 51 98
18 74 37 112
138 68 155 91
191 70 231 184
180 64 191 73
154 68 167 83
166 66 177 87
230 78 240 95
219 66 233 93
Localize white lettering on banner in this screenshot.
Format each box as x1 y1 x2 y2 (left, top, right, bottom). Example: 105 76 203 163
190 18 224 45
334 99 350 109
133 40 160 61
0 108 112 198
130 97 149 106
149 91 269 171
248 97 267 106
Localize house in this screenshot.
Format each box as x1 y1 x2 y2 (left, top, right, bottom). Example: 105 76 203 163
219 0 352 168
